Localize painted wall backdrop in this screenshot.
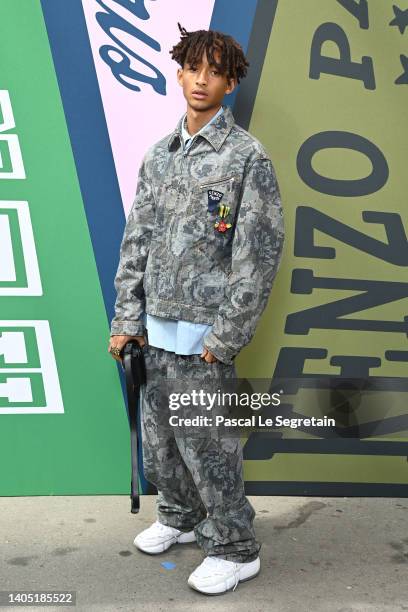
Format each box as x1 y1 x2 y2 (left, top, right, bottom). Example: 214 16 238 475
0 0 407 496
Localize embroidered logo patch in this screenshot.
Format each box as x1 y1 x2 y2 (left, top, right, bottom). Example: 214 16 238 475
207 189 224 212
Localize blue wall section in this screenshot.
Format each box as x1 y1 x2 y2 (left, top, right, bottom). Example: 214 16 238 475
209 0 258 108
40 0 124 326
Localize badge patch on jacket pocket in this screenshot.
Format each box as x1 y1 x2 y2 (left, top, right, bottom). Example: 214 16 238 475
207 189 224 212
214 205 232 233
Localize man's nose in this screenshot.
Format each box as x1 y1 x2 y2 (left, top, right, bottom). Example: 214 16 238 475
195 69 208 85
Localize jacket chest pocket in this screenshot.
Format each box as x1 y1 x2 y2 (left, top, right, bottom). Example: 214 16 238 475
186 173 241 239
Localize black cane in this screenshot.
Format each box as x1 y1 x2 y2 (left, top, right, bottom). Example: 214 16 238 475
121 341 147 514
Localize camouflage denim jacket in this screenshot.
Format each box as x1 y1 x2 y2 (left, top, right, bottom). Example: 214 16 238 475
110 105 285 365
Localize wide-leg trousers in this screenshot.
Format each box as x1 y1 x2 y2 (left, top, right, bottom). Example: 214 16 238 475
139 344 260 563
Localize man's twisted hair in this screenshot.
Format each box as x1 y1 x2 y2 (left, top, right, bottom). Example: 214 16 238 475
170 23 249 83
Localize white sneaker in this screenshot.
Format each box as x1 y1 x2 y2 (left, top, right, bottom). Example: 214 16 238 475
187 555 260 595
133 520 196 554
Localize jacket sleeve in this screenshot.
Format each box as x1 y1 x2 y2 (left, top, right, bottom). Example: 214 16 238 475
203 157 285 364
110 155 155 336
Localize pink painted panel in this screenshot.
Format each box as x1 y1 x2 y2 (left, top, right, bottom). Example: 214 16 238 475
82 0 215 215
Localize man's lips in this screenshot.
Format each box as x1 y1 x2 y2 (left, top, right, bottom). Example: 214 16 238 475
191 90 208 99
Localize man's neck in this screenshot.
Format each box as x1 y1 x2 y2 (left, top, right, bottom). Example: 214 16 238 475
185 104 222 136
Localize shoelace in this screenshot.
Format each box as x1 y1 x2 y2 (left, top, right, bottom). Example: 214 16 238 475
204 556 231 568
204 557 240 591
152 521 175 533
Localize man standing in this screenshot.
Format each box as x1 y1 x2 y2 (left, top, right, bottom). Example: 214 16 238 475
108 24 285 595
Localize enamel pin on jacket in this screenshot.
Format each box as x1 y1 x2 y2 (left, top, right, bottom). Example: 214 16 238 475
111 105 285 365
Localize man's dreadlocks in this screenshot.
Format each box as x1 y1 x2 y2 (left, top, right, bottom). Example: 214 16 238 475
170 23 249 84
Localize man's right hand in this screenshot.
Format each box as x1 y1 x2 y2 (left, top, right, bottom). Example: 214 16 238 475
108 335 146 363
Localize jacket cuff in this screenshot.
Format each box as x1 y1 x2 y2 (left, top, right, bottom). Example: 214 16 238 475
110 320 145 337
203 331 237 365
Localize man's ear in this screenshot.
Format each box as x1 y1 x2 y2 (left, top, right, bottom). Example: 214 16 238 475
225 77 237 95
177 67 183 87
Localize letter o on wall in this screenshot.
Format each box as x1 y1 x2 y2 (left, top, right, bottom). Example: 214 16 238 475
297 130 389 197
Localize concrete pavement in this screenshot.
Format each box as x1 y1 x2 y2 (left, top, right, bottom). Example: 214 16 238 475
1 495 407 611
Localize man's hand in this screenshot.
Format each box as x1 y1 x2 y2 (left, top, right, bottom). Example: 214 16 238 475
200 346 219 363
108 335 145 363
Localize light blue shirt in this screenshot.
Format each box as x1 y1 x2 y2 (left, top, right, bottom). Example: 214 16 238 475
143 107 224 355
142 311 212 354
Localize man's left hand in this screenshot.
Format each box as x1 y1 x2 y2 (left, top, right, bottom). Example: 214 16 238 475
201 347 219 363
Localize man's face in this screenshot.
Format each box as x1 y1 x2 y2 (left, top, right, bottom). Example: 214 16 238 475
177 49 236 111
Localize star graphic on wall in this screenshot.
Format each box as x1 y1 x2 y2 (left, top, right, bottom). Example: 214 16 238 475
389 4 408 33
395 54 408 84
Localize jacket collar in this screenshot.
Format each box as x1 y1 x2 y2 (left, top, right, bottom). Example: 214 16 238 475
167 105 235 153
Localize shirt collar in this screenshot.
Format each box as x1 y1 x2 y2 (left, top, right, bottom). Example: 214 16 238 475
180 105 224 147
168 104 235 152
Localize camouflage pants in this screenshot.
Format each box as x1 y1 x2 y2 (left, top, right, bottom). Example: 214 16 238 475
139 344 261 563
